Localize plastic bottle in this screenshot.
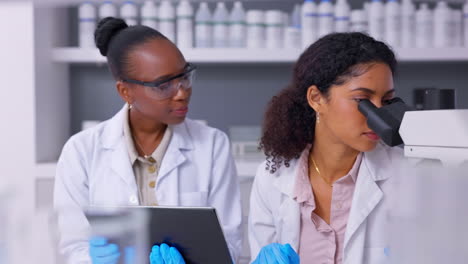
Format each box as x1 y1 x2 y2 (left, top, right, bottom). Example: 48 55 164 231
141 0 158 30
415 3 433 48
464 0 468 47
401 0 415 47
213 2 229 47
176 0 193 48
285 4 302 49
120 1 138 26
334 0 350 32
369 0 385 41
452 9 462 47
301 0 318 48
385 0 401 47
195 2 212 48
350 9 368 33
246 10 265 48
159 0 176 42
98 1 117 21
318 0 334 38
433 1 451 47
78 2 96 48
229 1 247 48
265 10 284 49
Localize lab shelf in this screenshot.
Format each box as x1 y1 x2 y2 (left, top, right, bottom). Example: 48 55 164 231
52 47 468 64
35 162 58 180
35 159 258 180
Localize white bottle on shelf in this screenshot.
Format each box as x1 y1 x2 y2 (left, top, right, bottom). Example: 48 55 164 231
318 0 334 38
120 1 138 26
369 0 385 41
433 1 451 48
350 9 368 33
141 0 158 30
159 0 176 42
265 10 284 49
301 0 318 49
246 10 265 49
285 4 302 49
98 1 117 21
401 0 415 47
415 3 433 48
385 0 401 47
213 2 229 48
195 2 212 48
229 1 247 48
334 0 350 32
176 0 194 48
78 2 96 48
452 9 463 47
464 0 468 47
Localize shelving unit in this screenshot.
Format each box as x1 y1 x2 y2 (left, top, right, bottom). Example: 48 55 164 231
52 47 468 63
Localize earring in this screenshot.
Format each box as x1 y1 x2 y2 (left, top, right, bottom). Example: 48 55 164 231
128 102 133 110
316 113 320 124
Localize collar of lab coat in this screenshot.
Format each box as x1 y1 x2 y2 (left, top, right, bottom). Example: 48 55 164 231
100 105 195 198
100 105 194 151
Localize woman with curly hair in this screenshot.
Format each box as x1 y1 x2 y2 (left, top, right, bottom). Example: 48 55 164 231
249 32 406 264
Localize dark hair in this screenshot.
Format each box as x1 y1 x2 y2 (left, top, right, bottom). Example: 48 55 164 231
94 17 167 80
260 32 397 173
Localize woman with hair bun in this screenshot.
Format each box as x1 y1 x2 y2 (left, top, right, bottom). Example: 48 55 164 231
54 17 242 264
249 32 406 264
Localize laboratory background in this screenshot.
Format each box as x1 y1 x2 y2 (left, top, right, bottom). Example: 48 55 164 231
0 0 468 263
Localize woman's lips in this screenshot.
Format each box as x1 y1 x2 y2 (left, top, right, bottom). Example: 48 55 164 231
363 132 380 141
173 107 188 116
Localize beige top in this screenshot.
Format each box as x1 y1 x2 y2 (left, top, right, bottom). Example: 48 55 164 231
123 107 173 206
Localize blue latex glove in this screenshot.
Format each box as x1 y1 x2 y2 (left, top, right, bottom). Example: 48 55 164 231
150 243 186 264
89 236 121 264
252 243 300 264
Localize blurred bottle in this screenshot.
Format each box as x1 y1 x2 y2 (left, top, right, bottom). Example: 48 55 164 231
451 9 463 47
213 2 229 47
434 1 451 47
78 2 96 47
265 10 284 49
229 1 247 48
350 9 368 33
464 0 468 47
141 0 158 30
318 0 334 38
415 3 433 48
385 0 401 47
98 1 117 21
177 0 194 48
401 0 415 47
301 0 318 48
369 0 385 41
159 0 176 42
120 1 138 26
195 2 212 48
246 10 266 48
334 0 350 32
285 4 302 49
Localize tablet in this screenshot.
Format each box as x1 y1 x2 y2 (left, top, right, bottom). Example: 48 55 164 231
85 206 233 264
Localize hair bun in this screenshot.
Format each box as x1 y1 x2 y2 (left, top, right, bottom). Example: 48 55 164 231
94 17 128 56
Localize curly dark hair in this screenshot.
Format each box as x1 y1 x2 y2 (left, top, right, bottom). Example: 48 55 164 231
260 32 397 173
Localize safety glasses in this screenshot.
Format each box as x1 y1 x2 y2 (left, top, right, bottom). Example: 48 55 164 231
122 63 197 100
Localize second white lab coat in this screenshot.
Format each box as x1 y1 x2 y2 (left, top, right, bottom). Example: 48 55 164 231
249 142 407 264
54 106 243 263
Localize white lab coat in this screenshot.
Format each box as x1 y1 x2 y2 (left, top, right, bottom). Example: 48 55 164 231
54 106 243 263
249 142 407 264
